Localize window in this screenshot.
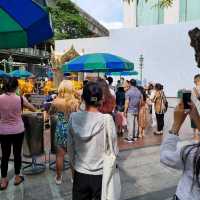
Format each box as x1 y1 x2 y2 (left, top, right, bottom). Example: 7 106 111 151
179 0 200 22
137 0 164 26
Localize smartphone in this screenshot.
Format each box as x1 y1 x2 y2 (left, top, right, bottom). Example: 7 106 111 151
182 91 191 110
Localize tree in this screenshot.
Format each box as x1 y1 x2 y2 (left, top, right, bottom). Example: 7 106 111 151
127 0 174 7
49 0 93 40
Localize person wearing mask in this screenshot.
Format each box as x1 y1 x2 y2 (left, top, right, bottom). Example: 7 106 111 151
153 83 168 135
0 78 36 190
49 80 80 185
97 78 116 115
67 81 118 200
160 102 200 200
124 79 142 142
191 74 200 141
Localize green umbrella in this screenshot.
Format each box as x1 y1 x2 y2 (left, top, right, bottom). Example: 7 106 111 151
106 71 138 76
0 0 53 49
62 53 134 73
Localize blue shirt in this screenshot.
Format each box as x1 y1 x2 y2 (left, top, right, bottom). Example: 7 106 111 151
125 86 142 114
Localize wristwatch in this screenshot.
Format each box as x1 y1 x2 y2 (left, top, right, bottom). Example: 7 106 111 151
169 130 179 136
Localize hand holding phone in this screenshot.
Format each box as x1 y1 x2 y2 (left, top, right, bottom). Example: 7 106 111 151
182 91 191 110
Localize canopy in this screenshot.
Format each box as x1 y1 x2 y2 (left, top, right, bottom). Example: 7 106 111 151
10 70 33 78
62 53 134 73
0 70 10 78
106 71 138 76
0 0 53 48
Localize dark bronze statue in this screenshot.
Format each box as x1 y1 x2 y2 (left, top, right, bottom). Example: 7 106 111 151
189 27 200 68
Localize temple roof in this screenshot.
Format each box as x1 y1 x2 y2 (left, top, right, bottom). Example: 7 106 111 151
60 45 80 64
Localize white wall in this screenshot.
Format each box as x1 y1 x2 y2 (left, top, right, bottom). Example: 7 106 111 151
55 21 200 97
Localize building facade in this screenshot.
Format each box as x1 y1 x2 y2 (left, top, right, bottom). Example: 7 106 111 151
55 1 200 96
123 0 200 28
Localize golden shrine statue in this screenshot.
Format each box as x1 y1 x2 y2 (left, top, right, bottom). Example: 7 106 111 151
18 79 34 95
43 79 54 95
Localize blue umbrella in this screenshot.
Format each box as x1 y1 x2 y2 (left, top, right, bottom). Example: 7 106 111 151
10 70 33 78
106 71 138 76
62 53 134 73
0 70 10 78
0 0 53 48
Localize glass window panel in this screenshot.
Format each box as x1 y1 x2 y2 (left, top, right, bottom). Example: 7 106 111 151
137 0 164 26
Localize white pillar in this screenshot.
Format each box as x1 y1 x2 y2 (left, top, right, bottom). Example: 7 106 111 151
164 0 180 24
123 0 137 28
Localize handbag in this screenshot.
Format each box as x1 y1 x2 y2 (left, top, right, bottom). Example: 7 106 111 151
101 114 121 200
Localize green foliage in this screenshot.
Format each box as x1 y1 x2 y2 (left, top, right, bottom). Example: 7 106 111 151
156 0 174 8
49 0 93 40
127 0 174 8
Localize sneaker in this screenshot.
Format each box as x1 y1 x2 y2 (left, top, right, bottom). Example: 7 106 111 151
55 176 62 185
124 138 134 143
154 131 160 135
159 131 164 135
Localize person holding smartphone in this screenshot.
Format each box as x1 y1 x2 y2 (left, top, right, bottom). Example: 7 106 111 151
191 74 200 141
160 102 200 200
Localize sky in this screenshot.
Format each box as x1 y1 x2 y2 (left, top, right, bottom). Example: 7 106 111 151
72 0 123 29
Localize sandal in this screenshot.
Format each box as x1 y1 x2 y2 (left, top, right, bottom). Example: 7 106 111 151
0 180 9 190
14 176 24 186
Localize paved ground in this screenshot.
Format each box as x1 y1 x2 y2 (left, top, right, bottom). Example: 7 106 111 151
0 144 186 200
0 98 198 200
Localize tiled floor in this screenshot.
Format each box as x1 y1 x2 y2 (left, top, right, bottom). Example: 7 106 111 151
0 98 199 199
118 133 163 151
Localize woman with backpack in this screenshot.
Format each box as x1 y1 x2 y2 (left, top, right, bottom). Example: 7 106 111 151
153 83 168 135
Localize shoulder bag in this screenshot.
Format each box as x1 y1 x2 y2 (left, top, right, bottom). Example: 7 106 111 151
101 115 121 200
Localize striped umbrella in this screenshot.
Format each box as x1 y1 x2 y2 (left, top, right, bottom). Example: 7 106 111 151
106 70 138 76
62 53 134 73
10 70 33 78
0 0 53 49
0 70 10 78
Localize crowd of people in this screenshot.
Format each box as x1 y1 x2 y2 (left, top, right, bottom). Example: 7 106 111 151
107 77 168 142
0 76 200 200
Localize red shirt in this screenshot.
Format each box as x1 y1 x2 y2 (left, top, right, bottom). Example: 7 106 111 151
99 95 116 114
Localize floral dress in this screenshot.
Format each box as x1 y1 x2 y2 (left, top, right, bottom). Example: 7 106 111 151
55 112 69 147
